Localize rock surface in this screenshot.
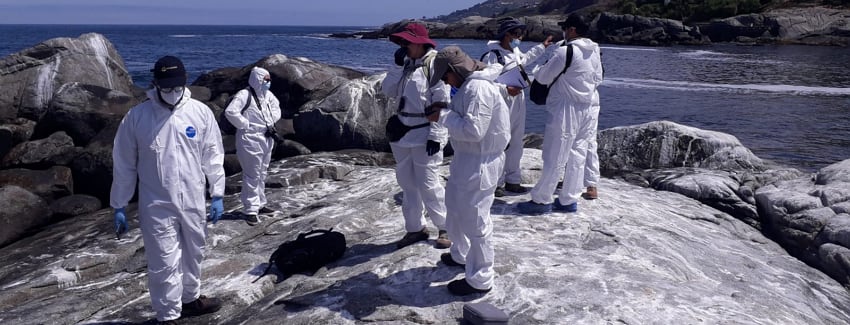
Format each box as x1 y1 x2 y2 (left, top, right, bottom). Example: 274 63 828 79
1 151 850 324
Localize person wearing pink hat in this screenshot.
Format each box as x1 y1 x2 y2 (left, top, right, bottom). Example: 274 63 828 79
381 22 452 250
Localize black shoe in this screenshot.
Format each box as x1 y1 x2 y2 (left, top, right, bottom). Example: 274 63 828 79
258 206 277 214
181 295 222 317
440 253 464 267
245 214 259 226
448 278 491 296
396 228 429 249
504 183 528 193
494 187 505 197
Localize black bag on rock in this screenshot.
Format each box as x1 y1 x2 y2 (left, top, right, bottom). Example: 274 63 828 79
253 228 346 282
528 44 573 105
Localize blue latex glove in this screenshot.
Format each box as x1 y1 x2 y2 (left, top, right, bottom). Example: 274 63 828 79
114 208 128 239
426 140 441 156
209 197 224 224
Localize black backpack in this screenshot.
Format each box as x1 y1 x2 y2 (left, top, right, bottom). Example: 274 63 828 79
253 228 346 282
529 43 573 105
219 87 258 134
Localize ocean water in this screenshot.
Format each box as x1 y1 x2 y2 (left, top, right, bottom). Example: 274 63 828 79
2 25 849 172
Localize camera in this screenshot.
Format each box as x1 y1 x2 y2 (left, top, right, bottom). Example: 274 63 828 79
264 127 283 142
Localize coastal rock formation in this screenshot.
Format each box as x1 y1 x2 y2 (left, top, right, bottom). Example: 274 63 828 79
0 33 135 121
2 151 850 324
698 7 850 45
593 12 711 46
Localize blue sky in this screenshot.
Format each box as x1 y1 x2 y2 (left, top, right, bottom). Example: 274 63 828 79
0 0 485 26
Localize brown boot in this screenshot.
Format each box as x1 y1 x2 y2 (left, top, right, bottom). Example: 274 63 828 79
181 295 222 317
582 186 598 200
435 230 451 249
396 227 429 249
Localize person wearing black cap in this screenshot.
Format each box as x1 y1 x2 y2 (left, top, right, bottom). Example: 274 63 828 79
481 17 553 197
381 22 452 250
517 14 604 215
111 55 225 324
426 46 510 296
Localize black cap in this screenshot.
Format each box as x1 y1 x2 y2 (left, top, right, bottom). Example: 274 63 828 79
150 55 187 88
558 14 589 35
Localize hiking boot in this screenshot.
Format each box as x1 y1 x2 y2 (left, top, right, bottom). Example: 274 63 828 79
181 295 222 317
494 186 505 197
553 198 578 213
516 200 551 215
448 278 491 296
582 186 598 200
435 230 451 249
245 214 259 226
258 206 277 214
440 253 464 267
396 228 429 249
504 183 528 194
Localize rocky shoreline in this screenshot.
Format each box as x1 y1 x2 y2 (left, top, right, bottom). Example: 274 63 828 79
333 7 850 46
1 33 850 323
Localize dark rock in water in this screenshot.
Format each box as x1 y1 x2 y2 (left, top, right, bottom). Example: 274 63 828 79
594 12 710 46
273 139 312 160
0 185 50 247
32 83 137 146
1 131 75 169
0 33 135 121
0 166 73 202
49 194 101 219
698 7 850 46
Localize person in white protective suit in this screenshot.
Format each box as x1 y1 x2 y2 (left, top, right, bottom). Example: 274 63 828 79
110 56 225 324
224 66 282 226
427 46 510 296
516 14 604 215
480 17 553 197
381 22 452 250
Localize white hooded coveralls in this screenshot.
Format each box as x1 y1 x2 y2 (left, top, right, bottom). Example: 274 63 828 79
381 49 450 233
111 88 225 321
529 38 603 206
225 67 282 215
482 41 546 186
443 66 511 290
584 91 600 188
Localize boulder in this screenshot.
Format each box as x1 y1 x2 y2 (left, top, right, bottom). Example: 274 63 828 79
0 185 50 247
0 118 36 161
594 12 710 46
0 33 135 121
49 194 102 219
1 131 76 169
32 83 137 146
0 166 73 202
699 7 850 46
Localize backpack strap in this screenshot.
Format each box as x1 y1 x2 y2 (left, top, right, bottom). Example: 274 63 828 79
549 43 574 87
420 51 436 86
480 49 505 66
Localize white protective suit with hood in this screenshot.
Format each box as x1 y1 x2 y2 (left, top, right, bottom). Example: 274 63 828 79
481 40 546 186
443 64 510 290
111 87 225 321
529 38 603 206
225 67 282 216
381 48 450 233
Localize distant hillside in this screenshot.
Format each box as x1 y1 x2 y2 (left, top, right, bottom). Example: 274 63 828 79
431 0 543 22
430 0 849 24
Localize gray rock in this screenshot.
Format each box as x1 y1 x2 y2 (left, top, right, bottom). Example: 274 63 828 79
0 33 135 121
0 185 50 247
595 13 710 46
0 118 36 161
2 152 850 324
700 7 850 46
0 166 73 202
1 131 75 169
49 194 102 219
33 83 137 146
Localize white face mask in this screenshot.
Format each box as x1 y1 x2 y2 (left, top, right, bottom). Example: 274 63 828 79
159 87 184 105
